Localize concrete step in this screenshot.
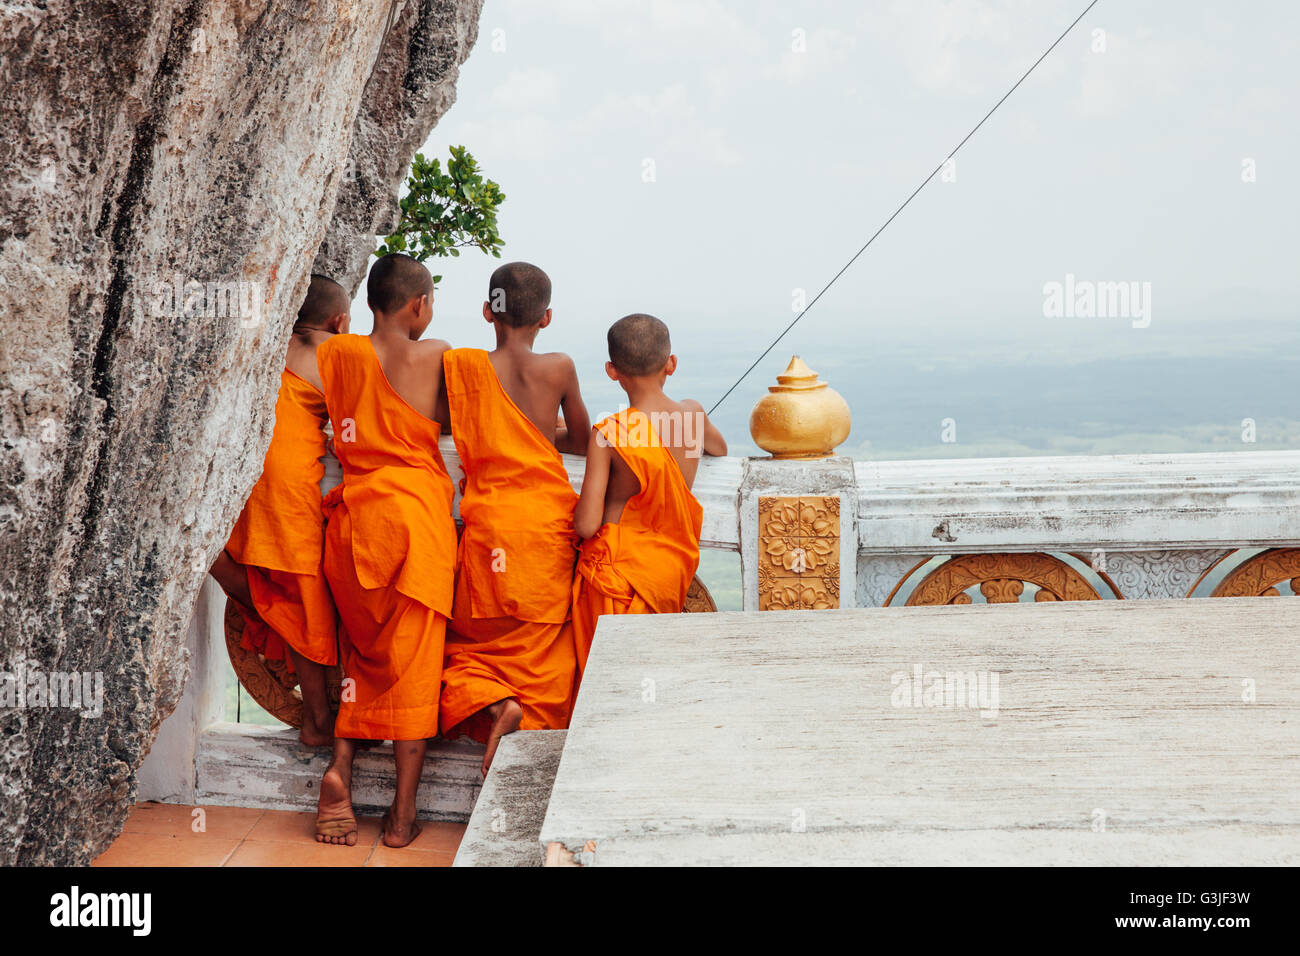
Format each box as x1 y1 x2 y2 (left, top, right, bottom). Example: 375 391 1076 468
454 730 566 867
195 722 484 821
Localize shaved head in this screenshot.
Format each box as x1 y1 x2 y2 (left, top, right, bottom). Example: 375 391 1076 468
487 261 551 328
607 313 671 375
296 274 349 329
367 253 432 314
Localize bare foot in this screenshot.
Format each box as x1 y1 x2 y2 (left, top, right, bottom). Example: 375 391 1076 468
382 809 423 849
482 698 523 777
315 764 357 845
290 652 334 747
298 710 333 748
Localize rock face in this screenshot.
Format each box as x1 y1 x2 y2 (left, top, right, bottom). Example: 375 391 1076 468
0 0 482 865
314 0 483 293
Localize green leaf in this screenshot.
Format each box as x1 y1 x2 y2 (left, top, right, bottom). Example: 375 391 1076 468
377 146 507 286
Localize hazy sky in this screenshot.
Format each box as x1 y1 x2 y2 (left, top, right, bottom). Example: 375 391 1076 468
347 0 1298 445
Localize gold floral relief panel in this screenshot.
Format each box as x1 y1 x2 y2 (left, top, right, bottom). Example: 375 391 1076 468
757 495 841 610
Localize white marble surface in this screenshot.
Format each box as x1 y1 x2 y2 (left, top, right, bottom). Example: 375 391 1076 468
539 597 1300 866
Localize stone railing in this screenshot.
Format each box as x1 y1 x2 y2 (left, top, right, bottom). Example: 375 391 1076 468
138 417 1300 810
746 449 1300 609
547 444 1300 610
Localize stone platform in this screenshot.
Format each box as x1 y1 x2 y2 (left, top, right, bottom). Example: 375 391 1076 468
196 723 484 820
453 731 567 867
535 597 1300 866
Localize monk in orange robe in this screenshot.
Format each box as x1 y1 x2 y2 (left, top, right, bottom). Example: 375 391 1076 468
313 254 457 849
210 274 350 746
438 262 591 775
572 314 727 690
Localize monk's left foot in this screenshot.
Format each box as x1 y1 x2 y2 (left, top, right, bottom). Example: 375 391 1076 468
482 698 523 777
382 809 422 849
315 765 357 845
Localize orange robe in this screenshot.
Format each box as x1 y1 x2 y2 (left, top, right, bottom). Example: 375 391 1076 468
224 369 338 669
316 334 457 741
572 408 703 686
438 348 579 740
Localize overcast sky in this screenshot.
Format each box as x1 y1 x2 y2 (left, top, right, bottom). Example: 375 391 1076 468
347 0 1298 430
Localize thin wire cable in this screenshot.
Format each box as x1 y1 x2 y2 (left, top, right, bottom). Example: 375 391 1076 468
709 0 1101 415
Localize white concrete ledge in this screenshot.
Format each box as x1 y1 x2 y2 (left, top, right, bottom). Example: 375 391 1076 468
855 449 1300 553
454 731 566 867
195 722 485 821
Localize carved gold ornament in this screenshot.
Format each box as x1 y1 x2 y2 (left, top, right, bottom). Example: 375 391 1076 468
224 602 343 729
683 574 718 613
1211 548 1300 597
758 495 841 610
905 552 1105 605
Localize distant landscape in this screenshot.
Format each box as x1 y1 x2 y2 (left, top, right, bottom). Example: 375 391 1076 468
647 315 1300 461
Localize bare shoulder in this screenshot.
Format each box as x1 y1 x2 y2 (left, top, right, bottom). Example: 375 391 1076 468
285 333 329 386
414 337 451 365
528 350 577 384
674 397 709 421
539 350 577 372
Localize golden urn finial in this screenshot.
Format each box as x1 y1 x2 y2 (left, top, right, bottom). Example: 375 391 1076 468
748 356 852 459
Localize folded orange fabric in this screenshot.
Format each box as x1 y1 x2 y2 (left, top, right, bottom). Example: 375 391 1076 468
317 335 457 740
439 348 579 739
572 408 703 685
225 369 337 668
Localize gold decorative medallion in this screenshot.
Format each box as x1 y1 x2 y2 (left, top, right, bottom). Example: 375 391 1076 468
757 495 841 610
1211 548 1300 597
905 553 1104 605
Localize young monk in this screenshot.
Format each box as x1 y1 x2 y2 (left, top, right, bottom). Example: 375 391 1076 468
313 253 458 848
438 261 591 776
571 314 727 691
211 274 349 747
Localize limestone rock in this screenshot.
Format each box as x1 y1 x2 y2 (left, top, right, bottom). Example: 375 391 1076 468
314 0 484 293
0 0 481 865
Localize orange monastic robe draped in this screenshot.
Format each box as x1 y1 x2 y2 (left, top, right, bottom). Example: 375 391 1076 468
571 408 704 686
439 348 579 739
316 334 457 741
224 369 338 668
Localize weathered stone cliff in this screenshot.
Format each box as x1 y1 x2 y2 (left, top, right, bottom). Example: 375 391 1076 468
0 0 482 865
314 0 482 293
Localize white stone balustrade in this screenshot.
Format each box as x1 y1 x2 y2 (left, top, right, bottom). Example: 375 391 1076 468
138 443 1300 810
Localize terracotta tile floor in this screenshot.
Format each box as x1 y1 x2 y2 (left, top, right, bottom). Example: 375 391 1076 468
92 802 465 867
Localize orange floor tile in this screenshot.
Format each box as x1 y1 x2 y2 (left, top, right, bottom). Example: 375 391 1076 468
93 802 464 867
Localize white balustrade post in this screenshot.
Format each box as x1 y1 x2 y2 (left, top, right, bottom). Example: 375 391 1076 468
739 457 859 611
